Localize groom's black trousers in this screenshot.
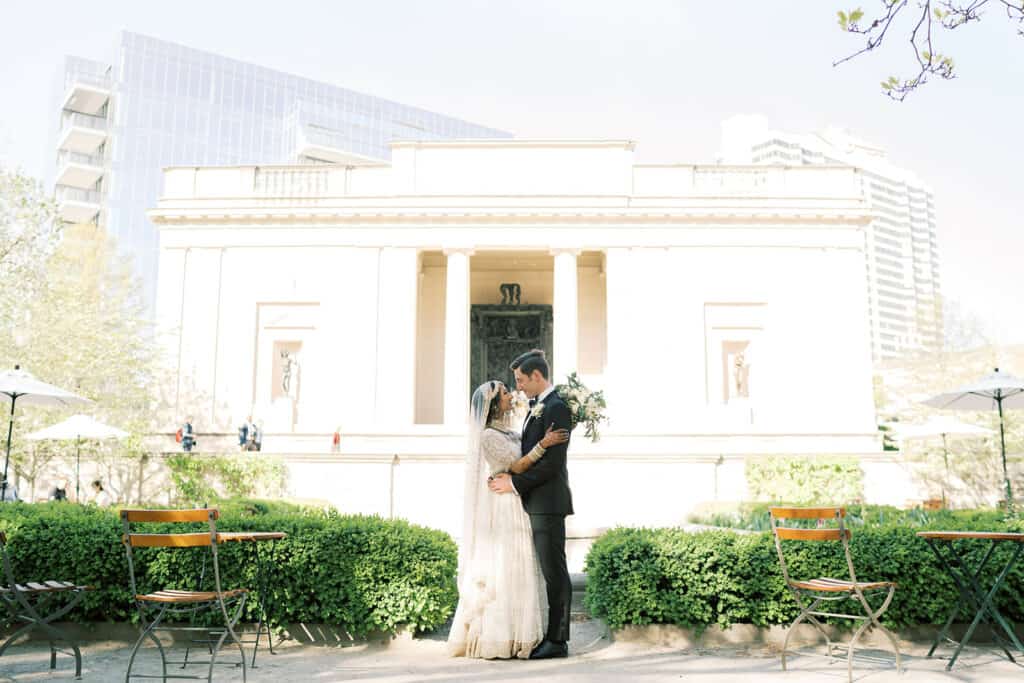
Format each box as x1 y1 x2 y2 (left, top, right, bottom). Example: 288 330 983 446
529 513 572 643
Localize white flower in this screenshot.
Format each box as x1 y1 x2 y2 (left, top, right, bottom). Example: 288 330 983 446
530 403 545 419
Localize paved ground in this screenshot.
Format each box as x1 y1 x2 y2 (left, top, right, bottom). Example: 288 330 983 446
3 620 1024 682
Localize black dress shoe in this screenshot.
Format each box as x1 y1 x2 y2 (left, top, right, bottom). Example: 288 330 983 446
529 640 568 659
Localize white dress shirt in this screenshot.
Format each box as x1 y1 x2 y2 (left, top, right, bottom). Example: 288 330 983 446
512 384 556 496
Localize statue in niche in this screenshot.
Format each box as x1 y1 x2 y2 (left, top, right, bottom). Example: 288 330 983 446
499 283 522 305
504 319 520 339
280 349 295 395
733 352 750 399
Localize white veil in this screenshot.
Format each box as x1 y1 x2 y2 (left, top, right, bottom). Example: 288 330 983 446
458 380 502 594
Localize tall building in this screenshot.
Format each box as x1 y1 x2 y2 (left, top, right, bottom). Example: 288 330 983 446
720 115 942 361
52 31 510 313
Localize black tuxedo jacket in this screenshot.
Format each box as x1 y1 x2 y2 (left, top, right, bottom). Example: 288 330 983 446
511 389 574 515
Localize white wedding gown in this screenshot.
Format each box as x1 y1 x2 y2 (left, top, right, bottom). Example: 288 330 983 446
447 427 547 659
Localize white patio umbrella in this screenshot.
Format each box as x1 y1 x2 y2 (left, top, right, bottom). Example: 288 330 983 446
26 415 128 501
889 416 994 506
922 367 1024 507
0 365 92 501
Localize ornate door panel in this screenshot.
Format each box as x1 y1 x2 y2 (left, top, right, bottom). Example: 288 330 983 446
470 305 553 394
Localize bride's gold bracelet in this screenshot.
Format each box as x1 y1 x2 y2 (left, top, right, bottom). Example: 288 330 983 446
527 444 547 463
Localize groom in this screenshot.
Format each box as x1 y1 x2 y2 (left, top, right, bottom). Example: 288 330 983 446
489 349 573 659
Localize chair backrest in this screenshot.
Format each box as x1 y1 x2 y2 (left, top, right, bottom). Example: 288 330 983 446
120 508 223 601
769 506 858 585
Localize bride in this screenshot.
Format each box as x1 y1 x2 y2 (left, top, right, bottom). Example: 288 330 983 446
447 380 569 659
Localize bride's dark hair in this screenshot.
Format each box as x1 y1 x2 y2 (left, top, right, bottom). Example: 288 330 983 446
485 381 505 425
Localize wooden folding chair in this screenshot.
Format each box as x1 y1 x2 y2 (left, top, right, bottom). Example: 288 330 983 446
0 530 93 679
769 506 902 682
121 509 248 683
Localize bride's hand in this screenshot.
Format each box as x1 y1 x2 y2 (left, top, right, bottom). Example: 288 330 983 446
540 425 570 448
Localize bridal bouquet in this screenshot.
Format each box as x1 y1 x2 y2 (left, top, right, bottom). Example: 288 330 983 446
555 372 608 443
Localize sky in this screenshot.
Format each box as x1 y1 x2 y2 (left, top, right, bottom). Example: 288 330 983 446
1 0 1021 345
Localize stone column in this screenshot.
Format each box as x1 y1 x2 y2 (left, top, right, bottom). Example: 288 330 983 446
552 248 581 382
443 248 473 426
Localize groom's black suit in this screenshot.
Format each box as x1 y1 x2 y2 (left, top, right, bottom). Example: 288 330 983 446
511 389 573 644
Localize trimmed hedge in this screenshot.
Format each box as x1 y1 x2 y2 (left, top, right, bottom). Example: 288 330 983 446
585 517 1024 631
0 500 457 634
687 501 1009 532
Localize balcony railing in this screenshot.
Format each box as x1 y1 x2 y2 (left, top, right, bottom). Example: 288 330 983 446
57 186 102 204
64 71 112 90
58 150 106 168
62 112 108 131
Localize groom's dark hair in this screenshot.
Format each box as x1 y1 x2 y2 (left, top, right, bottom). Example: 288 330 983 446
510 349 549 379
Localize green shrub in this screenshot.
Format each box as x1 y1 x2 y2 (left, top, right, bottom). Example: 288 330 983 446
0 501 457 634
585 517 1024 631
688 501 1010 531
745 456 864 505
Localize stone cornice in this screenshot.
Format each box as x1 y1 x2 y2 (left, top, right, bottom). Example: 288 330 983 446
149 207 871 227
390 138 637 150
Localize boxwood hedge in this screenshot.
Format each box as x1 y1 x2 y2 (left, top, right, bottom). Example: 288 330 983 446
585 515 1024 631
0 500 457 635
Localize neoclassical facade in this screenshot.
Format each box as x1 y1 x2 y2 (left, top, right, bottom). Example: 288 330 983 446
150 140 899 533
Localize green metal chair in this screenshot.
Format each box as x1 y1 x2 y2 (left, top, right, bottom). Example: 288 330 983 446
769 506 902 682
121 508 248 683
0 530 93 679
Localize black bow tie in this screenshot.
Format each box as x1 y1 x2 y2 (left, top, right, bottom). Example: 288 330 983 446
528 398 537 408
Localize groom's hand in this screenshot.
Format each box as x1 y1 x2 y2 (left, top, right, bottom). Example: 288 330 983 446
488 473 514 494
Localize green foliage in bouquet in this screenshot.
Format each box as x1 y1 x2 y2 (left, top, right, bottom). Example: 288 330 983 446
555 372 608 443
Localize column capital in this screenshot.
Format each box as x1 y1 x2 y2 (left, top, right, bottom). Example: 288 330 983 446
442 247 476 257
549 247 582 257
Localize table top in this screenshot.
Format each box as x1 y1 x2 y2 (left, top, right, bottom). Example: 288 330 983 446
917 531 1024 542
217 531 287 543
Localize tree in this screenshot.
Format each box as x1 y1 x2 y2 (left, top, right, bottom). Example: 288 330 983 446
835 1 1024 100
0 168 62 336
0 180 169 500
942 297 991 352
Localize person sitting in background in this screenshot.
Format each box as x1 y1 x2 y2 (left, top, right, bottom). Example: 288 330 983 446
251 421 263 452
91 479 112 507
48 477 69 501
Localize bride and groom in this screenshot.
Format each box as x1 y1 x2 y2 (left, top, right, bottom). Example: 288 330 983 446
447 349 574 660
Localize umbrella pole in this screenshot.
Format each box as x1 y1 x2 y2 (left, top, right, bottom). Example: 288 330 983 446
75 436 81 502
2 395 16 500
998 396 1013 510
942 433 949 509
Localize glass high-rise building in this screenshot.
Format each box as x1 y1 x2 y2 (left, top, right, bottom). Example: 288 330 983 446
720 115 942 362
52 31 511 312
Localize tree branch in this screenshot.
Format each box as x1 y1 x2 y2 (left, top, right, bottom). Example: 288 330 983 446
833 0 1020 99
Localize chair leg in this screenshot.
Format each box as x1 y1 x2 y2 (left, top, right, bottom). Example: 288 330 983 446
126 604 168 683
804 612 835 660
846 618 872 683
207 630 229 683
34 620 84 680
0 621 37 658
853 587 903 676
207 596 248 683
782 596 822 671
